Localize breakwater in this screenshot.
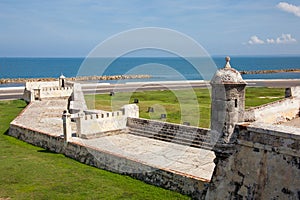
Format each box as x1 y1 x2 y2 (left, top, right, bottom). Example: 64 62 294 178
0 74 151 84
240 68 300 75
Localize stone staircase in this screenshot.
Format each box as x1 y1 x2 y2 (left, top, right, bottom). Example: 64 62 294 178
127 118 214 150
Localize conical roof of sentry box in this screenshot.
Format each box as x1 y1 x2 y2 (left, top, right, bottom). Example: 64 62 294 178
210 56 246 85
59 74 66 79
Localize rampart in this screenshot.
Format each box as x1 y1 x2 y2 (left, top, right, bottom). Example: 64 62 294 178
245 96 300 124
207 123 300 199
9 111 208 198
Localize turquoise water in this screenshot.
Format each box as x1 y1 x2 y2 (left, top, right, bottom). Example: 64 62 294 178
0 56 299 81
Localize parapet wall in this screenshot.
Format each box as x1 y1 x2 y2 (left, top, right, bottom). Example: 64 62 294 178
245 96 300 124
23 81 74 102
206 123 300 199
39 86 73 99
9 123 207 198
127 118 213 150
76 110 126 138
75 104 139 139
25 81 59 90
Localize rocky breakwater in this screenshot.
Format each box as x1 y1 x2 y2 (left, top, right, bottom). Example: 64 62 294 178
240 68 300 75
0 74 151 84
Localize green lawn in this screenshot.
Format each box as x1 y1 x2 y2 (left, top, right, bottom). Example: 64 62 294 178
86 87 285 128
0 100 189 200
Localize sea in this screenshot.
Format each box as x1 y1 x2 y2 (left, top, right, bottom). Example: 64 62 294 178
0 56 300 87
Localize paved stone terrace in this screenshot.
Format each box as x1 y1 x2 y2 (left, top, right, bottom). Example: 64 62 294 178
12 99 70 135
13 99 216 181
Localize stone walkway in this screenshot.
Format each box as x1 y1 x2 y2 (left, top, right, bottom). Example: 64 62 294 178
13 99 216 181
12 99 69 136
72 134 215 181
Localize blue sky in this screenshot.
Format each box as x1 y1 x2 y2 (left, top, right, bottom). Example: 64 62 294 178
0 0 299 57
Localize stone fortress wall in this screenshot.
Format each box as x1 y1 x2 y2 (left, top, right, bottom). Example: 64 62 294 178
245 87 300 124
23 75 73 102
8 58 300 199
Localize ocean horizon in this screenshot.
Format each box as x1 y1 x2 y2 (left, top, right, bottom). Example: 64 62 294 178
1 56 300 86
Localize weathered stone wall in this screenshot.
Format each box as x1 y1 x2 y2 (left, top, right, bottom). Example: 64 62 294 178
23 81 74 102
127 117 213 150
25 81 59 90
245 97 300 124
8 123 208 199
39 86 73 100
206 123 300 199
22 89 32 102
69 83 88 112
76 111 126 138
75 104 139 138
285 86 300 98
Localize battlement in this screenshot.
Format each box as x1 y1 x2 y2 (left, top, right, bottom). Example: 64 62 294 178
82 110 125 120
41 86 73 91
22 76 73 102
73 104 138 139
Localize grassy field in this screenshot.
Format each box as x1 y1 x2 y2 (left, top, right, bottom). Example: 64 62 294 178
0 100 189 200
86 87 285 128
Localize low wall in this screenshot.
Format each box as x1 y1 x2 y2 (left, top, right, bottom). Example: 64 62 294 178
245 97 300 124
75 104 139 138
8 123 208 199
40 86 73 99
206 123 300 199
76 111 127 138
127 118 213 150
25 81 58 90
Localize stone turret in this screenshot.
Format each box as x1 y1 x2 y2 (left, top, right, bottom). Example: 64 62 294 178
59 74 66 88
210 56 247 143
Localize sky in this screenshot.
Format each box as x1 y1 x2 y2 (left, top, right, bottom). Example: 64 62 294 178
0 0 299 57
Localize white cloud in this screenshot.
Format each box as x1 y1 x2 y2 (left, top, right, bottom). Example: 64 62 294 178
277 2 300 17
276 33 297 44
247 34 297 45
266 38 275 44
248 35 265 45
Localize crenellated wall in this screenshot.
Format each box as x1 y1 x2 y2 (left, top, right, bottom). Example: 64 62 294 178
25 81 59 90
39 86 73 99
75 104 139 139
22 80 74 102
76 110 126 138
